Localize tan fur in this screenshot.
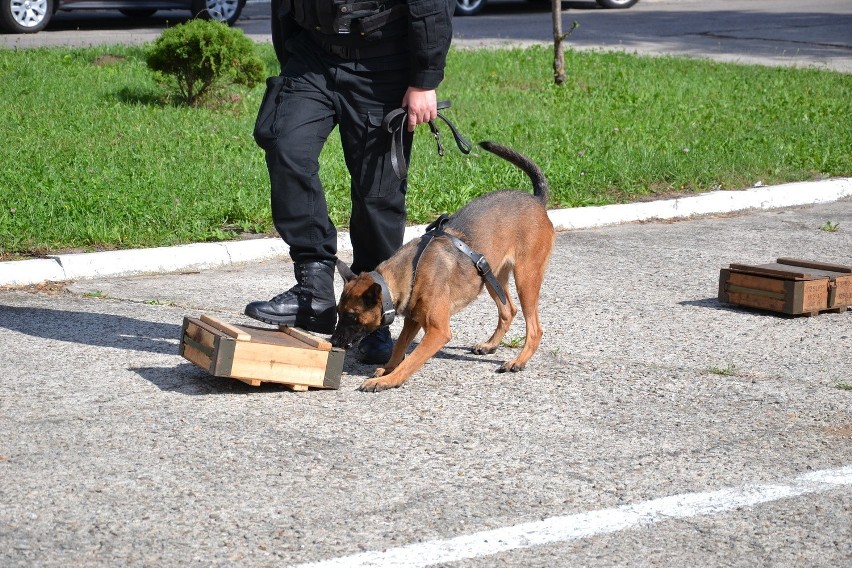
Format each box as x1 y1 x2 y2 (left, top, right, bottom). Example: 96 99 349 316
332 141 555 392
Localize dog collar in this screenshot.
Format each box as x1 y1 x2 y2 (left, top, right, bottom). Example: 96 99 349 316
368 270 396 327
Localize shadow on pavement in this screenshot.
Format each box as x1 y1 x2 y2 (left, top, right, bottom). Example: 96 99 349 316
0 305 181 354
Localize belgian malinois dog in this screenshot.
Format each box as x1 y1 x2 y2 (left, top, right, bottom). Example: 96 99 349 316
331 141 555 391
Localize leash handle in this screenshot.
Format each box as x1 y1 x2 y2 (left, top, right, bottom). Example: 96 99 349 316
381 100 471 180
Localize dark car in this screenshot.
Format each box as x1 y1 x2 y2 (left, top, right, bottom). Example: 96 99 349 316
0 0 246 33
455 0 638 17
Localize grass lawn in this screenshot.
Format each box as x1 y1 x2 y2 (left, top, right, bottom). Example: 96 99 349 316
0 42 849 259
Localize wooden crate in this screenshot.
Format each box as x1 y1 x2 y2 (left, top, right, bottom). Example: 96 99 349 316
718 258 852 316
179 315 344 390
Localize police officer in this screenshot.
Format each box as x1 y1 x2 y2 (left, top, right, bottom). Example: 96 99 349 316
245 0 454 363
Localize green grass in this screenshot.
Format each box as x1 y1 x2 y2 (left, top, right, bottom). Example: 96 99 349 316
1 43 850 258
707 364 738 377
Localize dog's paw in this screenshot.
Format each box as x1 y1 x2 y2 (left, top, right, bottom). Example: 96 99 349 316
471 343 498 355
373 368 387 378
497 360 526 373
358 377 394 392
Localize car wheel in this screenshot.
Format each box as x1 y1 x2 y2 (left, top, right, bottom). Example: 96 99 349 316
0 0 53 33
454 0 487 17
191 0 245 26
596 0 639 8
119 9 158 19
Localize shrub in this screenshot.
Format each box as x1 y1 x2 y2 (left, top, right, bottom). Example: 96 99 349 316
145 19 265 107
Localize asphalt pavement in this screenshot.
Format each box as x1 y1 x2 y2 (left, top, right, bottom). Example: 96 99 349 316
2 1 852 565
2 190 852 567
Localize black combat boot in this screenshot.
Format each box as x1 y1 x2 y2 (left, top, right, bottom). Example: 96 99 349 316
244 260 337 334
357 326 394 364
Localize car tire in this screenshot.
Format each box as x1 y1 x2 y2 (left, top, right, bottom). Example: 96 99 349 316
596 0 639 8
454 0 487 17
119 9 158 19
191 0 246 26
0 0 53 33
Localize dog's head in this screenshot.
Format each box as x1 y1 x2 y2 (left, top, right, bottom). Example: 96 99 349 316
330 261 385 349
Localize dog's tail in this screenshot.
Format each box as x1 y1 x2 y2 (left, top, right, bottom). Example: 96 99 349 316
478 140 549 204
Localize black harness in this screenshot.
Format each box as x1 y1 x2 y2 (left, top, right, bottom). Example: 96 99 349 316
366 215 507 328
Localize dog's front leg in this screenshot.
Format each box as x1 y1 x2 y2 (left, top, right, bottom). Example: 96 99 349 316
359 321 450 392
374 318 421 377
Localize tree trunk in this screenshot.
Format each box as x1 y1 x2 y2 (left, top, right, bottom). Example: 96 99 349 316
552 0 566 85
552 3 579 86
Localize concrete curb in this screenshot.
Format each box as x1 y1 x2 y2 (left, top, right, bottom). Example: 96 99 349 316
2 177 850 287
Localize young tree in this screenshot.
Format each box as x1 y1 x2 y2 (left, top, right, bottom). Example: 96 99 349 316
552 1 579 85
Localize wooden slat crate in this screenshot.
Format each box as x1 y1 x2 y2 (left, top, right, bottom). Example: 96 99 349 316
179 315 344 390
718 258 852 316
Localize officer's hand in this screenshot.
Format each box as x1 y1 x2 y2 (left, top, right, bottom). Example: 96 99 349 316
402 88 438 133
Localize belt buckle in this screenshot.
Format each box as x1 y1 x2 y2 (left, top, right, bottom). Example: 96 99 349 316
474 256 489 275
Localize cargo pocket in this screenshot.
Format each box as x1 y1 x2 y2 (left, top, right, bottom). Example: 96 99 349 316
358 110 402 200
253 76 289 150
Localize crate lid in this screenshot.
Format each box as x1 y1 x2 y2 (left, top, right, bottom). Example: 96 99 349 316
727 258 852 281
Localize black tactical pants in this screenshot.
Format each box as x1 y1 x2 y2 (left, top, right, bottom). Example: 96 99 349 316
254 32 413 274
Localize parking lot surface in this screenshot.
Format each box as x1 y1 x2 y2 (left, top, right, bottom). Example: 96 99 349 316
2 198 851 566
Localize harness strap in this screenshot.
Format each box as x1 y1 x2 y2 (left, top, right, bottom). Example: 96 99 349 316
407 215 508 307
445 234 508 305
382 100 472 180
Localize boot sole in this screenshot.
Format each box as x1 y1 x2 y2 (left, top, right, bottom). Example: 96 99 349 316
243 307 336 335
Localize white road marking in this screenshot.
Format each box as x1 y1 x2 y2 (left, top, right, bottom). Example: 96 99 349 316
290 465 852 568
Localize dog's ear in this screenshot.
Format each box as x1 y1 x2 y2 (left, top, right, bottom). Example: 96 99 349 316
363 282 383 309
336 259 357 283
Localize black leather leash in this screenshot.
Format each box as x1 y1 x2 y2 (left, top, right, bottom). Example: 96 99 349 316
381 100 472 180
408 214 508 307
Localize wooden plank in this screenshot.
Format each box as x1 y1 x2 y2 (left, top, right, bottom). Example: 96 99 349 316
184 317 218 352
323 349 345 389
728 263 813 280
801 280 829 313
726 290 786 312
727 272 787 294
718 269 731 304
200 314 252 342
833 276 852 307
181 318 216 373
234 325 311 349
777 258 852 274
279 325 333 351
228 342 330 387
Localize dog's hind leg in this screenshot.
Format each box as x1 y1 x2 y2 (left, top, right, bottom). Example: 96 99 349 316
472 267 517 355
498 262 546 373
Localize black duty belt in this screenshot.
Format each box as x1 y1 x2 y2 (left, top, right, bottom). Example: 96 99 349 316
382 100 472 180
308 32 408 60
407 214 508 307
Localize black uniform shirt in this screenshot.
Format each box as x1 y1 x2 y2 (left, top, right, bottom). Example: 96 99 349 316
271 0 453 90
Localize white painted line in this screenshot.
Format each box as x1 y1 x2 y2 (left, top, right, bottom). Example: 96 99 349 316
290 465 852 568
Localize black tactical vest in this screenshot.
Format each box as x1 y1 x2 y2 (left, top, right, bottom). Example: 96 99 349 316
289 0 406 35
